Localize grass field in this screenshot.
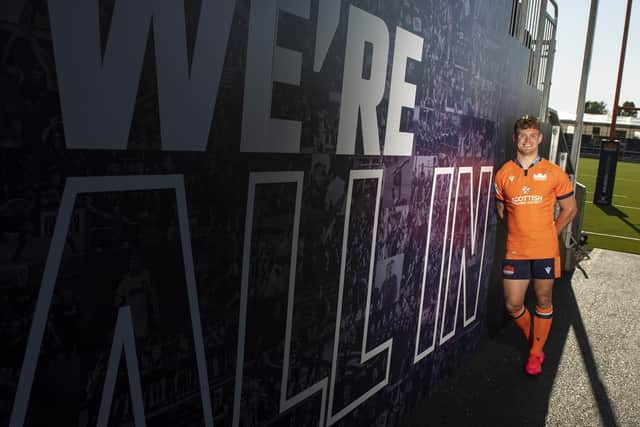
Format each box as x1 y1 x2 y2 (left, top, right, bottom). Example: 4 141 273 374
576 157 640 254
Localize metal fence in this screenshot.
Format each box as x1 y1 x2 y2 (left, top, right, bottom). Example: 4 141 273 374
509 0 558 121
565 134 640 162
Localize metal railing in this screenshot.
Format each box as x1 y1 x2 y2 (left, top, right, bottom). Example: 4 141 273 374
548 109 575 175
547 109 587 271
538 1 558 120
508 0 558 122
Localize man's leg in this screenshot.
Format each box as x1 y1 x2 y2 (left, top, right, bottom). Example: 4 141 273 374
523 277 554 375
503 278 531 342
531 278 554 356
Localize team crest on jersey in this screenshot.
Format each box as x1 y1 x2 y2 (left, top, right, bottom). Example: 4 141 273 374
522 186 531 194
509 176 515 182
533 173 547 181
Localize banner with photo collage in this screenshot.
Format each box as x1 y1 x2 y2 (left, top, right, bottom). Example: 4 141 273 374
0 0 541 425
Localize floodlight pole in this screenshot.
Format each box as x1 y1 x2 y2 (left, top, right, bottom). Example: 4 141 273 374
609 0 634 138
570 0 599 182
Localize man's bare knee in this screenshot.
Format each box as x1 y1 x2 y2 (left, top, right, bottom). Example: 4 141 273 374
505 302 524 315
535 298 552 309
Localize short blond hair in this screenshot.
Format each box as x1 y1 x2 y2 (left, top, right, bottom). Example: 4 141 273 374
514 115 541 135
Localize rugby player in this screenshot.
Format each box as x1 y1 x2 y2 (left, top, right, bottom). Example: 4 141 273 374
495 115 577 375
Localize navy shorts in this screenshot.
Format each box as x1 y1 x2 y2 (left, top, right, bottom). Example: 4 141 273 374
502 258 556 280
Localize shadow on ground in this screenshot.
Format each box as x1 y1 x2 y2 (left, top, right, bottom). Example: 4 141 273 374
404 269 619 427
596 204 640 234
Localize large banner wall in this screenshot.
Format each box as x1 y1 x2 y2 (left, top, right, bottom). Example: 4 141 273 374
1 1 544 425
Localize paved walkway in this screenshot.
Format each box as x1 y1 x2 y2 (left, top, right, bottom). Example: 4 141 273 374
406 249 640 427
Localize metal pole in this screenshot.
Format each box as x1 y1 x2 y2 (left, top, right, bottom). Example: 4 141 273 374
570 0 599 183
609 0 634 139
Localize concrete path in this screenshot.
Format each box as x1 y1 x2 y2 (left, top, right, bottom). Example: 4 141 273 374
406 249 640 427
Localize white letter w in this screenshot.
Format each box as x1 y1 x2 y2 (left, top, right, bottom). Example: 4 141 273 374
48 0 235 151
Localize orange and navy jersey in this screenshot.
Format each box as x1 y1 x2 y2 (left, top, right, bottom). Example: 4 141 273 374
494 157 573 261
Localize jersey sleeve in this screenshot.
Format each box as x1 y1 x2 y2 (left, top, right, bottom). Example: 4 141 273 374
494 170 504 201
553 168 574 200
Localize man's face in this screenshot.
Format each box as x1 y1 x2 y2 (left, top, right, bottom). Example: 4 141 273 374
514 127 542 156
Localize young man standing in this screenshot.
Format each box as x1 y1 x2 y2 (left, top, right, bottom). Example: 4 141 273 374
494 115 577 375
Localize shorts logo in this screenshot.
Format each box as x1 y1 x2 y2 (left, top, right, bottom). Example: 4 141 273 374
533 173 547 181
544 266 551 274
503 265 515 275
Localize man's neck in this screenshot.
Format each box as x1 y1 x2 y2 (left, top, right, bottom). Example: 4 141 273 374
516 152 540 169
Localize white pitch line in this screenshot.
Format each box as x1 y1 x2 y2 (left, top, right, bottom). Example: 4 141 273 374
584 190 628 198
583 231 640 242
614 204 640 210
585 201 640 210
580 174 640 183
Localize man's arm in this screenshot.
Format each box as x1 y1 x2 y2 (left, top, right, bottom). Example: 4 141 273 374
555 196 577 234
496 199 505 221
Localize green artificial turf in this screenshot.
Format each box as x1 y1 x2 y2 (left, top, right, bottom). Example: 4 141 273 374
576 157 640 254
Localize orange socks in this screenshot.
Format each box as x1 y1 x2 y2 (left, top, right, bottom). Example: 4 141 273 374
509 306 531 342
531 305 553 356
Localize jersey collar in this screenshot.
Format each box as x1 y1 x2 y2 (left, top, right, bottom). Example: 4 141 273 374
513 156 541 170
